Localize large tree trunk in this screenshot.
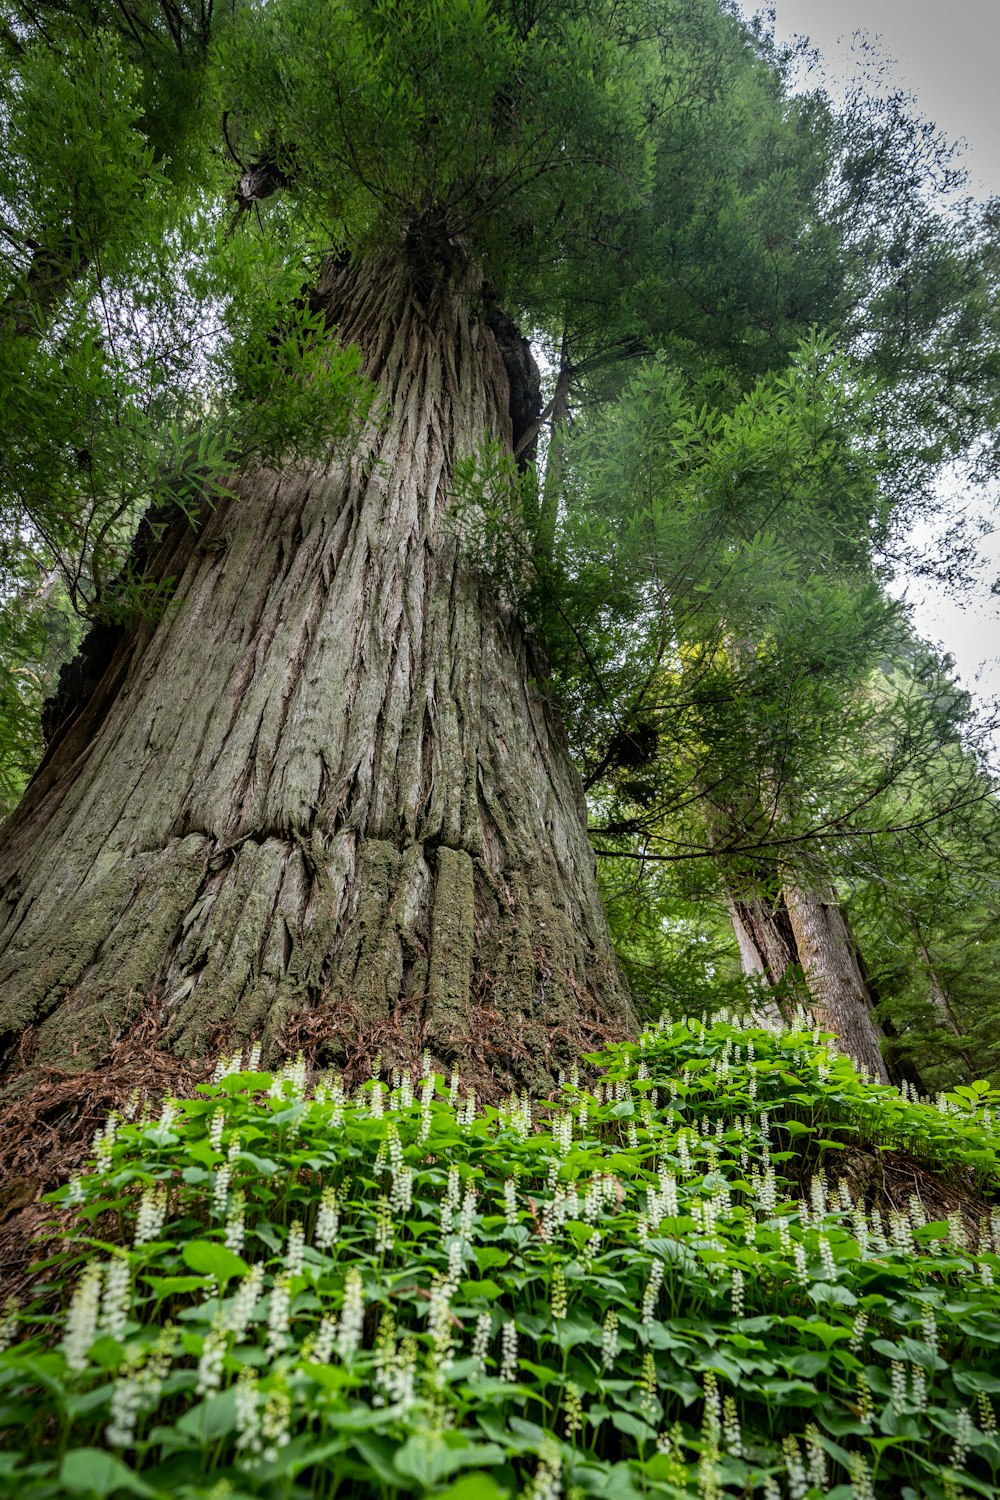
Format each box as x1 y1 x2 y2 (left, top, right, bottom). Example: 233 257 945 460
0 246 631 1089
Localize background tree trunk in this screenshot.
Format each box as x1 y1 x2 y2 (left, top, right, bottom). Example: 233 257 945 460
0 248 631 1089
723 884 797 990
721 889 785 1025
782 873 891 1084
909 918 976 1077
716 816 893 1081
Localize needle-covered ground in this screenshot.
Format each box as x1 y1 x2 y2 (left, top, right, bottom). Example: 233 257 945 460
1 1013 998 1499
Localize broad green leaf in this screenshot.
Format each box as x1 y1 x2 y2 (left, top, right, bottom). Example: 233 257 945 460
436 1476 511 1500
610 1411 658 1442
176 1388 239 1442
181 1240 249 1284
59 1449 155 1497
393 1433 505 1485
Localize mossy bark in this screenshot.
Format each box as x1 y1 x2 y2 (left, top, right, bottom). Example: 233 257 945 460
0 249 631 1086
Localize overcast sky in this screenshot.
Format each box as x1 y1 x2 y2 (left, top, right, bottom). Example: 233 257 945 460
767 0 1000 195
745 0 1000 744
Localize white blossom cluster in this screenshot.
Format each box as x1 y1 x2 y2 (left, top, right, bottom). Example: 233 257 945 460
336 1269 365 1363
315 1185 340 1250
133 1184 168 1247
498 1091 532 1139
105 1329 173 1448
212 1132 242 1219
269 1052 307 1099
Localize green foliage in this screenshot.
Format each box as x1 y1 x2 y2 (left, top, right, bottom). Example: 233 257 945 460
537 338 896 813
0 572 80 810
0 30 161 308
834 645 1000 1089
219 0 659 301
0 209 372 808
3 1017 1000 1496
0 9 375 808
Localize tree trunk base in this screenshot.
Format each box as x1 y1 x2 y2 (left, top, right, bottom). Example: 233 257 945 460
0 249 632 1090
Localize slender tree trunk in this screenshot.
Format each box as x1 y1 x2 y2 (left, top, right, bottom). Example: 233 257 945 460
723 884 797 990
724 891 767 980
0 246 631 1088
719 882 791 1026
707 798 797 1000
920 952 972 1062
534 331 572 566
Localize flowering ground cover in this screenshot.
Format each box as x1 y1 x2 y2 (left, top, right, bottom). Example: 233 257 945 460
0 1013 998 1498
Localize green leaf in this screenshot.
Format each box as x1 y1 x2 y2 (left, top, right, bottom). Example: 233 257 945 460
204 1071 272 1095
554 1314 600 1352
142 1275 212 1297
610 1411 658 1442
88 1336 125 1369
436 1477 511 1500
304 1363 361 1390
176 1388 238 1442
953 1366 1000 1395
460 1278 503 1301
59 1449 155 1497
181 1240 249 1284
785 1351 829 1377
234 1151 280 1176
350 1433 402 1487
473 1248 510 1273
393 1433 505 1485
808 1282 858 1308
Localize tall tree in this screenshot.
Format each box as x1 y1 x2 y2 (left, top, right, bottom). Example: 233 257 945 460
0 0 681 1084
0 0 997 1092
547 332 999 1078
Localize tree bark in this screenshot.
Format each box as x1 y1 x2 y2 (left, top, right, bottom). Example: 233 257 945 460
715 826 893 1080
0 246 632 1088
721 889 785 1026
782 873 891 1084
723 884 797 991
910 921 975 1077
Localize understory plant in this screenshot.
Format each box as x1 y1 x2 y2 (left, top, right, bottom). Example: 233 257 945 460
1 1012 999 1499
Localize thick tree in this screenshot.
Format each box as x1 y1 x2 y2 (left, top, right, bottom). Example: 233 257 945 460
0 0 687 1084
1 0 998 1095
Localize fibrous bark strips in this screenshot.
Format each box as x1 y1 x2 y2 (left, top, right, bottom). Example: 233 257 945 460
0 246 631 1086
